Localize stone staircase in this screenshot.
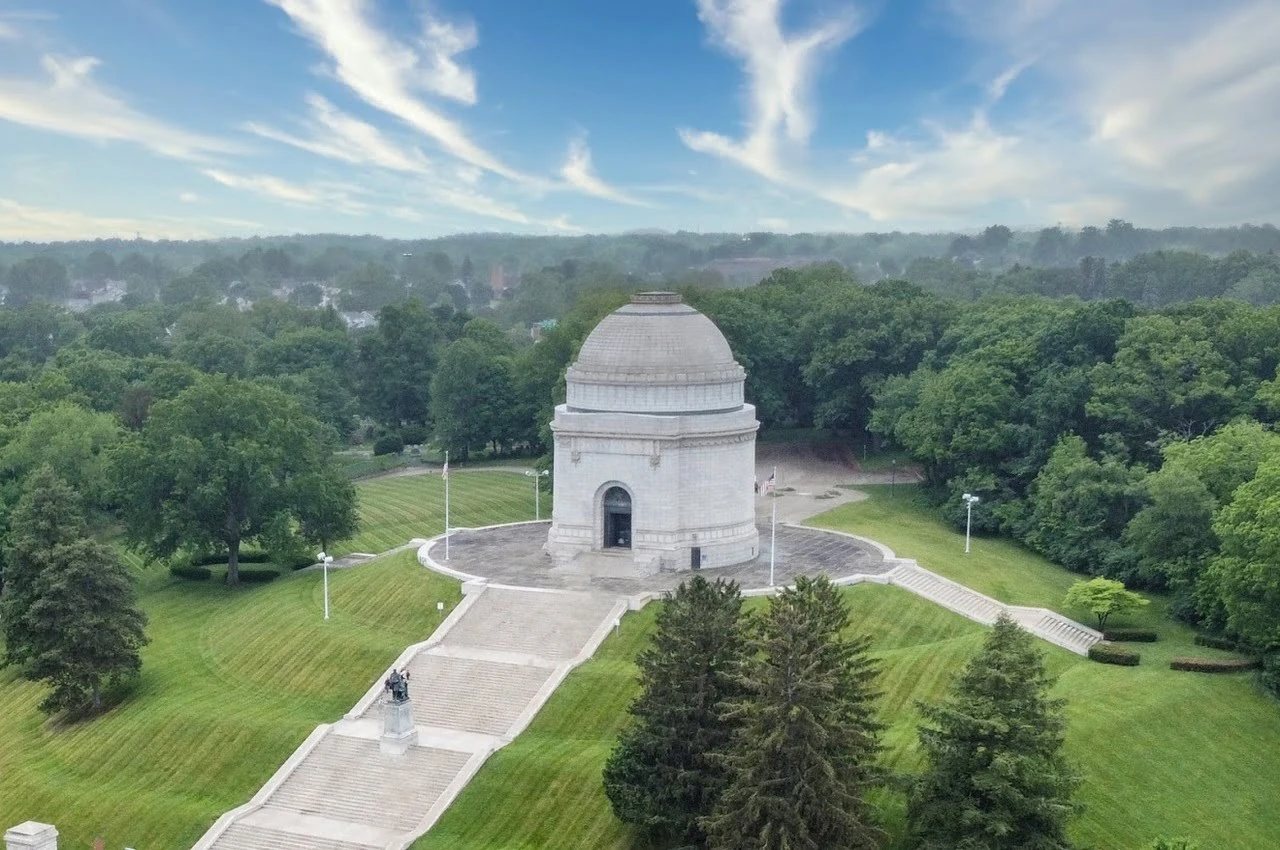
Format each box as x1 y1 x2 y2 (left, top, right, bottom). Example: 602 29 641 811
887 563 1101 655
195 583 627 850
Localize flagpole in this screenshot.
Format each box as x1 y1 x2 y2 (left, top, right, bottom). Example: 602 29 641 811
769 465 777 587
444 450 450 561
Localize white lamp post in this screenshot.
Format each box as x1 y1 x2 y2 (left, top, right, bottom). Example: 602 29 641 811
962 494 980 554
525 469 549 520
318 551 334 619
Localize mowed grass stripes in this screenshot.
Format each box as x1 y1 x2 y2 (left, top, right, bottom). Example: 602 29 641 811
335 470 539 556
0 547 459 849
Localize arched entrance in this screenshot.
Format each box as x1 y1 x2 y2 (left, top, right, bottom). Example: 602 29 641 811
602 486 632 549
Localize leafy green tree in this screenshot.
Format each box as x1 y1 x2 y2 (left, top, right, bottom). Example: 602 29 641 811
603 576 749 846
1 467 147 715
110 376 337 586
293 468 359 555
1087 315 1241 459
356 300 440 428
1205 457 1280 656
430 337 516 457
1022 435 1145 578
909 614 1078 850
1063 577 1149 630
6 256 70 307
706 575 882 850
0 402 121 511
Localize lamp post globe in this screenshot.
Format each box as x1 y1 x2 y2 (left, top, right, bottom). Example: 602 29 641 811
318 550 334 620
525 469 549 520
961 494 980 554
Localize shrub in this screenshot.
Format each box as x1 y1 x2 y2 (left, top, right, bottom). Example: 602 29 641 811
1088 643 1140 666
399 423 429 445
191 550 270 566
1102 628 1158 642
286 553 318 571
373 433 405 456
1170 657 1260 673
169 565 212 581
236 568 280 584
1193 633 1239 652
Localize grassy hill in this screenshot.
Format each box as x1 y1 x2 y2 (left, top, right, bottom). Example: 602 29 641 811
0 470 534 849
421 487 1280 850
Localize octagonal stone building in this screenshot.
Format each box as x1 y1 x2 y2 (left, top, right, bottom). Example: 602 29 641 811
545 291 759 572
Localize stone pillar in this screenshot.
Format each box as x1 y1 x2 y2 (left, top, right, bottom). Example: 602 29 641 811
380 698 417 756
5 823 58 850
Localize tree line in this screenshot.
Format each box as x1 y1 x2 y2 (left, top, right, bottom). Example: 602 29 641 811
682 265 1280 693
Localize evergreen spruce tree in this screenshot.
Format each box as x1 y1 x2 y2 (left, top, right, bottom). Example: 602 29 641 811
603 575 748 846
1 466 88 668
705 575 883 850
1 466 148 715
909 613 1079 850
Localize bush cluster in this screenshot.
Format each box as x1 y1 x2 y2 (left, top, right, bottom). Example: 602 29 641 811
190 550 270 566
169 565 212 581
372 433 405 456
1193 633 1240 652
1169 657 1260 673
236 568 280 584
1088 643 1140 666
287 553 318 570
1102 628 1158 642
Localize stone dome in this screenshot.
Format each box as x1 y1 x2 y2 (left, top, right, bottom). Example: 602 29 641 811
565 292 746 414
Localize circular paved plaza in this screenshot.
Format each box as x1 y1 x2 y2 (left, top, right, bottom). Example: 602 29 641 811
426 521 889 595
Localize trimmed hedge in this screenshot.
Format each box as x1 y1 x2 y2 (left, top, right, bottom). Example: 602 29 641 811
191 550 271 567
1103 628 1158 642
1194 633 1240 652
1089 643 1140 666
287 554 318 571
236 568 280 584
169 565 212 581
1170 657 1261 673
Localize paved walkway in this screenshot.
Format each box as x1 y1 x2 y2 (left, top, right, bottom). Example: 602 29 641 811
193 582 627 850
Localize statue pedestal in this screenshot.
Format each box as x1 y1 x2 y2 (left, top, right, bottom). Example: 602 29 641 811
380 698 417 756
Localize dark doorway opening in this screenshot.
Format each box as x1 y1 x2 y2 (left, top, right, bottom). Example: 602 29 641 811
691 546 702 569
603 486 632 549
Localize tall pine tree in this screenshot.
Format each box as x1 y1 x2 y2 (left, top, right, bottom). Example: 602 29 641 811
706 575 883 850
603 575 748 846
2 466 148 715
909 613 1079 849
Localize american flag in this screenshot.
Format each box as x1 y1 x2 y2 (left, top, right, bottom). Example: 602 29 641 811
763 471 775 493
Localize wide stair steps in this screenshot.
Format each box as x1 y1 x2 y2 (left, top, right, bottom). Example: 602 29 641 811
199 584 627 850
442 586 621 661
889 564 1005 624
366 653 555 736
888 563 1100 656
257 733 470 832
1008 607 1101 655
207 823 379 850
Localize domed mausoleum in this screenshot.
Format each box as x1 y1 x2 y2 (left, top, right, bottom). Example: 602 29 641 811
546 292 759 572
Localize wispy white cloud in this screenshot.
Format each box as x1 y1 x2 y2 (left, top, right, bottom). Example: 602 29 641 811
178 191 201 203
265 0 523 180
679 0 863 180
0 54 238 161
245 92 433 175
558 135 647 206
0 197 222 241
201 168 370 214
686 0 1280 227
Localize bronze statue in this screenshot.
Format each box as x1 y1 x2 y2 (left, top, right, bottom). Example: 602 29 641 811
386 669 409 703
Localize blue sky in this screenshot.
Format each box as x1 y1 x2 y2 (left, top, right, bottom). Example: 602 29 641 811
0 0 1277 241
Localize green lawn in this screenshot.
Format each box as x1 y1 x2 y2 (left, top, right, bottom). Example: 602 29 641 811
421 486 1280 850
334 470 539 556
0 549 460 850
